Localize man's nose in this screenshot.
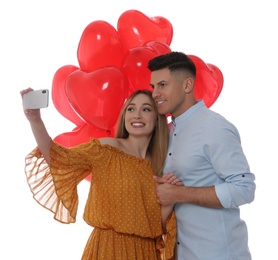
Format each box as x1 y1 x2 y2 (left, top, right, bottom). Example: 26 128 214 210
152 87 159 99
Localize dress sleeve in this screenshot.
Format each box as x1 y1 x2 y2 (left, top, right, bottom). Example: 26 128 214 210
24 141 92 224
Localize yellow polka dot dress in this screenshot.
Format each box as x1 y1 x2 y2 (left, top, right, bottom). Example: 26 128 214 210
24 139 176 260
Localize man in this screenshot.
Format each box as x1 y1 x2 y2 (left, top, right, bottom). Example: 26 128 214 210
148 52 256 259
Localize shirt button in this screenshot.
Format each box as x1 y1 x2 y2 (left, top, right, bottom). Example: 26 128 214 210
177 241 180 245
169 153 172 156
174 133 176 136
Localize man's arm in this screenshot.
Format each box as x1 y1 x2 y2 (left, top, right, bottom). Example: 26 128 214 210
154 176 223 208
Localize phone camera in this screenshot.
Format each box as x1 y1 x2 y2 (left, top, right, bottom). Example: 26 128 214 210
42 90 46 94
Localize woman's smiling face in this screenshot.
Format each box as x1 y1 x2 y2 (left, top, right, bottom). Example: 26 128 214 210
124 93 157 137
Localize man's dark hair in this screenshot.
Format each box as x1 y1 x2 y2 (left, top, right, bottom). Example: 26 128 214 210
147 51 196 77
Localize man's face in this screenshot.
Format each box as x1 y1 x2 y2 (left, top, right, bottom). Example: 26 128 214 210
150 68 186 118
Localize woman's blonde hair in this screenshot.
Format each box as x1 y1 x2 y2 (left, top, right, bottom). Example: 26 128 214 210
115 90 169 177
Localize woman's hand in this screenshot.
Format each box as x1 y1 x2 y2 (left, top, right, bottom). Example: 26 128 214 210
20 88 42 122
163 172 183 186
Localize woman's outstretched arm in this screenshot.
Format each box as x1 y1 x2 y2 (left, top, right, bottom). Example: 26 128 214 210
21 88 52 164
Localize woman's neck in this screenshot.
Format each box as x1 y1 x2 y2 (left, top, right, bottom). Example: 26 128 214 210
119 136 151 159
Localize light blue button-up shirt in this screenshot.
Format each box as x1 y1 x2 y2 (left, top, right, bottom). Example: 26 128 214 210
164 100 256 260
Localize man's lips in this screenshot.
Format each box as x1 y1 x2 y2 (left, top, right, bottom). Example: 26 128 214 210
155 100 166 106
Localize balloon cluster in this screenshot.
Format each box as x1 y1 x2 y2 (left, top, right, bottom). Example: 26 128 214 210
52 10 223 149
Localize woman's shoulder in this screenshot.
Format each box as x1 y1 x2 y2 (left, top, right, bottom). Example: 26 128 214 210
98 137 121 148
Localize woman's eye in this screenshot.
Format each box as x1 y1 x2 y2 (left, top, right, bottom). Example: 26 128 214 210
143 107 152 112
127 107 134 112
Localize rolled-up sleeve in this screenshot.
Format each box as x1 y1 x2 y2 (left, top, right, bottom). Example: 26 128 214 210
204 117 256 208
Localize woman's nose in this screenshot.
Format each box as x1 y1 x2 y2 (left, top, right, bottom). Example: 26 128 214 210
133 114 142 119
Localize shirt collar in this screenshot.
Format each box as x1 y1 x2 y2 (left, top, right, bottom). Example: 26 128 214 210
172 100 205 126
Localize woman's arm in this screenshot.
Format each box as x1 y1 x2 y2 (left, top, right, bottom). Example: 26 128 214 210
160 173 183 232
161 205 174 233
21 88 52 164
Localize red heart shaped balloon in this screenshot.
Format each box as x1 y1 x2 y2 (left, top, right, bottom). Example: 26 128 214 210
77 21 126 72
122 45 156 94
66 67 129 130
52 65 84 126
53 123 115 148
188 55 224 108
117 10 173 50
145 41 172 55
122 42 171 95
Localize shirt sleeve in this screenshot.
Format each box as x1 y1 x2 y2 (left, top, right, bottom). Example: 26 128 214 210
203 116 256 208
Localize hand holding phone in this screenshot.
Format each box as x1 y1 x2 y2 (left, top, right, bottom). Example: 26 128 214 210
23 89 49 109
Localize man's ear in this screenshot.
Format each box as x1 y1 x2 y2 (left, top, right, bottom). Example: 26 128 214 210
184 77 194 93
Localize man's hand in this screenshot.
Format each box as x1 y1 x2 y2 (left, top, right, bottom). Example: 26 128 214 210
154 173 183 205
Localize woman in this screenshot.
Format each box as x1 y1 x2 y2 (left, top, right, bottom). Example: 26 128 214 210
21 88 180 259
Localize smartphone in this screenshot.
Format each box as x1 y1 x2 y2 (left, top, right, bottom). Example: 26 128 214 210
23 89 49 109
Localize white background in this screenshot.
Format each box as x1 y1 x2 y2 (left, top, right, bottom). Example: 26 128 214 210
1 0 277 259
